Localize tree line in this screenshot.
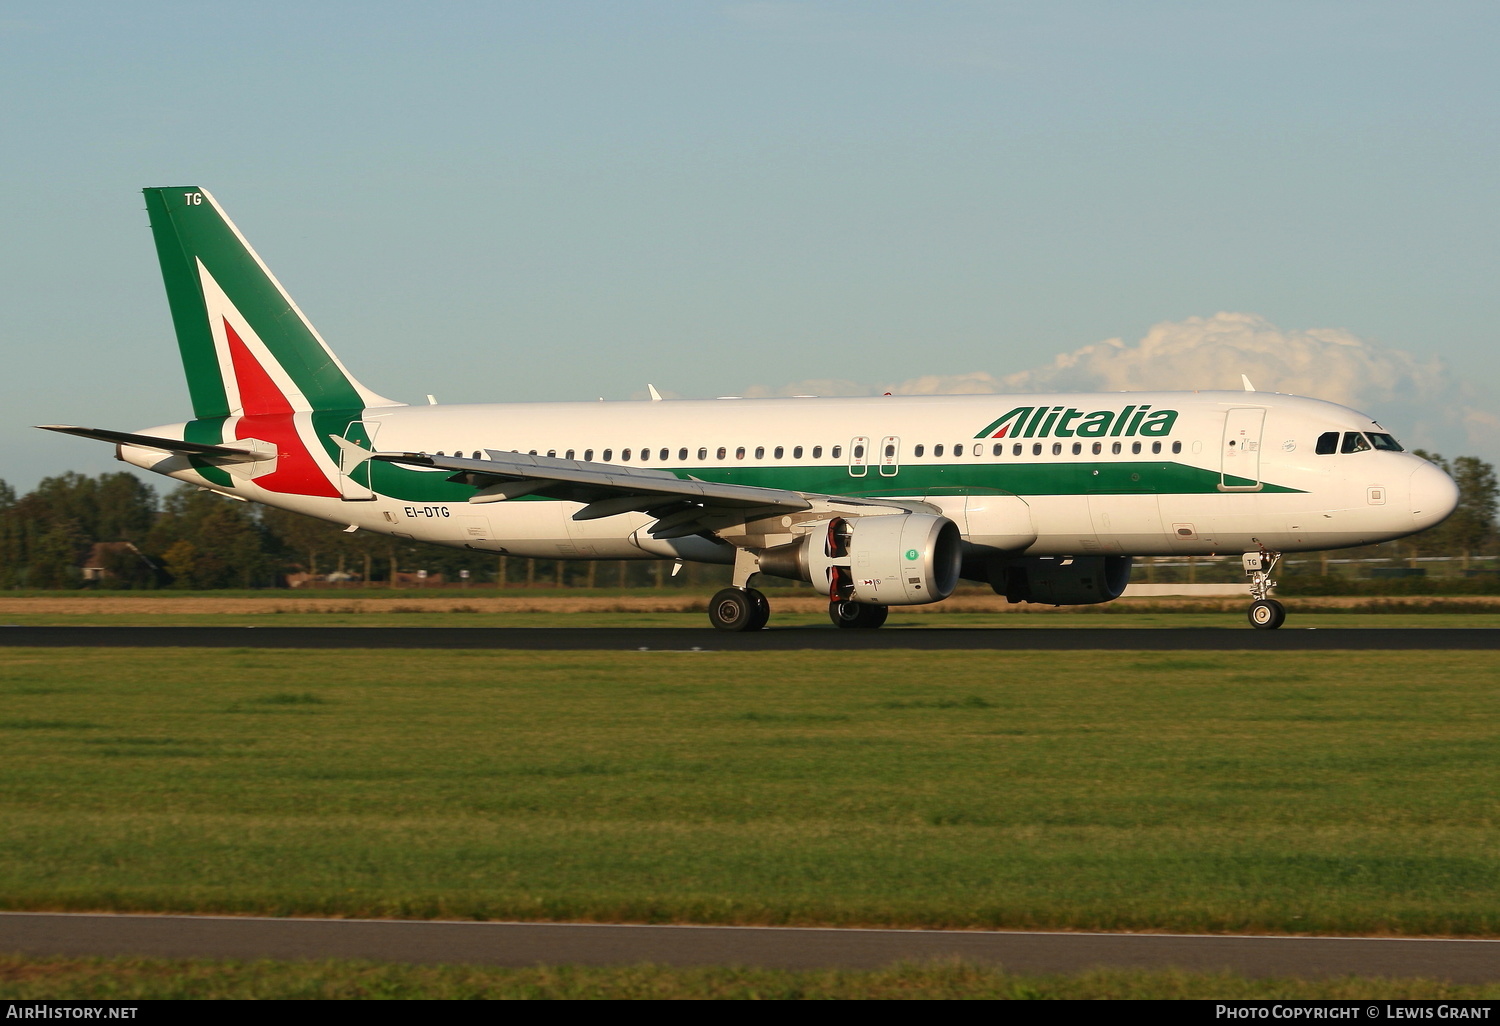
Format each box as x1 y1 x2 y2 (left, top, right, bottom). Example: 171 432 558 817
0 453 1494 590
0 472 704 590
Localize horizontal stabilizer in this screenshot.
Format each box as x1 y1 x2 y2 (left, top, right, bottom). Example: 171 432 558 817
37 425 269 463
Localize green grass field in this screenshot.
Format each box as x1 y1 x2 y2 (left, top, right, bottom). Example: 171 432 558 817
1 647 1496 937
3 956 1495 1000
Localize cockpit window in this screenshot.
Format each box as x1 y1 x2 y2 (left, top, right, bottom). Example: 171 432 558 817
1367 432 1403 452
1341 432 1372 454
1315 431 1339 455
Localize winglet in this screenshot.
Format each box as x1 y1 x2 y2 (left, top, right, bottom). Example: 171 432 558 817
648 384 663 402
1241 374 1256 392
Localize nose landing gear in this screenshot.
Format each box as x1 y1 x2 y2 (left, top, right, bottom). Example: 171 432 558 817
1244 549 1285 630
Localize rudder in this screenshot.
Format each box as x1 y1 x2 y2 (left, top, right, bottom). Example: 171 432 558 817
143 187 401 419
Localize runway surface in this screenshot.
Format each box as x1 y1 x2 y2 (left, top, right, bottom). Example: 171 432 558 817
3 913 1495 980
1 625 1498 649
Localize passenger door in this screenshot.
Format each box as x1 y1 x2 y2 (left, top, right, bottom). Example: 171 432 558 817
1220 408 1265 491
339 421 380 501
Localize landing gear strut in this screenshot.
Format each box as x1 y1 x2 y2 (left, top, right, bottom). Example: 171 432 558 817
1244 549 1285 630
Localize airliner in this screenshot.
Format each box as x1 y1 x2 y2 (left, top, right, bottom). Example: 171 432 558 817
43 187 1459 631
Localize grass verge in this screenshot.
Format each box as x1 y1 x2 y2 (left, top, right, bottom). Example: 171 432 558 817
0 648 1495 935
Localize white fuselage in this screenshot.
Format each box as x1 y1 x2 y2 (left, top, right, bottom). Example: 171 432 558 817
123 390 1457 565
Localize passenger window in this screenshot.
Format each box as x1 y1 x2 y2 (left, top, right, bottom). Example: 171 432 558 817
736 447 746 460
622 448 632 461
564 450 574 460
755 446 765 459
1032 443 1042 456
1315 431 1339 455
993 443 1003 456
1342 432 1371 454
853 444 865 459
775 446 785 459
935 444 945 457
1092 442 1102 455
1171 441 1181 454
697 447 707 460
716 447 727 460
813 446 823 458
1013 444 1022 456
528 450 538 456
883 444 894 458
435 451 445 457
583 449 593 461
832 445 842 459
678 448 688 461
793 446 803 459
1052 442 1062 455
954 444 964 456
914 444 925 457
602 449 613 461
1071 442 1082 455
1152 441 1162 454
1132 442 1142 455
1112 441 1122 454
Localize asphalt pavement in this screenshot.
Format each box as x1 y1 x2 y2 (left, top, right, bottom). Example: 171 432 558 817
2 625 1498 649
4 913 1496 981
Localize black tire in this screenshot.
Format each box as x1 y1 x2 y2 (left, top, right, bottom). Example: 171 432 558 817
1248 599 1286 630
745 588 771 631
709 588 760 632
829 600 889 629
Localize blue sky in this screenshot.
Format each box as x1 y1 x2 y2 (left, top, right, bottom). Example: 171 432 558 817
3 1 1496 491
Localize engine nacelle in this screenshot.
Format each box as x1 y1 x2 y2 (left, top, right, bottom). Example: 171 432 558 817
760 513 963 605
991 555 1132 605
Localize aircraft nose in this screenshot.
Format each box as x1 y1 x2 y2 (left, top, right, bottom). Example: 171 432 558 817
1410 460 1459 531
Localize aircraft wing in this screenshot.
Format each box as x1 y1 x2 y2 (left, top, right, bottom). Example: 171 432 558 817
37 425 268 463
365 447 928 539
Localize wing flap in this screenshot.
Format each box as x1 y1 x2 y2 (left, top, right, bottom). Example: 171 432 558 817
369 449 816 516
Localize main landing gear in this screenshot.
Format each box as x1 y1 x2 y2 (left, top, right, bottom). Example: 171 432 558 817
1244 549 1285 630
708 548 773 632
708 587 770 632
829 600 889 629
707 547 894 632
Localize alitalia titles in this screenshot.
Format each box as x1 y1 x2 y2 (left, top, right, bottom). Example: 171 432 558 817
975 405 1180 440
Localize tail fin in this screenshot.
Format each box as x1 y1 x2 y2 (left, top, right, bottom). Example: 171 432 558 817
143 187 402 419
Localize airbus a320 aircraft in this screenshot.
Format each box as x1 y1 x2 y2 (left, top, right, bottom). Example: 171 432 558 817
45 187 1459 631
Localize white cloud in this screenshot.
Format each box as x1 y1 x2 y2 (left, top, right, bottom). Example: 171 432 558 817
743 313 1497 460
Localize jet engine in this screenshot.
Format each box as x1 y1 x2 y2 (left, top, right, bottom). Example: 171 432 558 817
760 513 963 605
990 555 1132 605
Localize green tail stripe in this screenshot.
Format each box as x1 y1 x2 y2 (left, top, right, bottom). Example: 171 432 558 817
144 187 392 419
